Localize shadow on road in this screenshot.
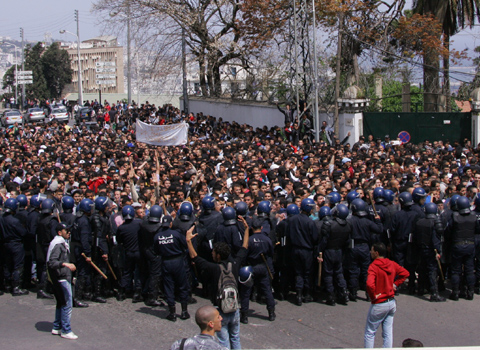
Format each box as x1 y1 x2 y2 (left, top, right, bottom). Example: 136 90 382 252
135 306 170 320
35 321 53 333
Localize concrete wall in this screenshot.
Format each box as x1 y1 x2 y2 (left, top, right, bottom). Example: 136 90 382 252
187 97 284 128
186 96 364 143
338 112 363 144
472 113 480 146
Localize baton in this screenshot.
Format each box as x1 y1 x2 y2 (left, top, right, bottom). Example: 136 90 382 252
434 249 445 281
261 253 274 281
106 260 117 281
317 252 323 287
82 253 108 280
99 248 117 281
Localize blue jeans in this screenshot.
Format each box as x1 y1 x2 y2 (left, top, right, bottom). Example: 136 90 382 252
364 299 396 348
217 309 241 349
53 281 73 334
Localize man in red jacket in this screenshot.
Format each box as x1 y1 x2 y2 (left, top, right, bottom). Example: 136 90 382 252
364 242 409 348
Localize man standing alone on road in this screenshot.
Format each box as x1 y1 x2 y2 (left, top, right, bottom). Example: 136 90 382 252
47 223 78 340
364 243 409 348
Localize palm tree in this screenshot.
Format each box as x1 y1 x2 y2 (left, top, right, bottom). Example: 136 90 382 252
413 0 480 111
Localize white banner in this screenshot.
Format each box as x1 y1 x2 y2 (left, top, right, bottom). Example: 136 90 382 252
136 121 188 146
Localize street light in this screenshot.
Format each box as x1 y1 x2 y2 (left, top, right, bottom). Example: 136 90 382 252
59 30 84 107
1 42 19 106
110 6 132 105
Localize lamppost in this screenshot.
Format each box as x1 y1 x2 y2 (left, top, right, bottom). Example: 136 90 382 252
59 30 83 107
1 42 19 106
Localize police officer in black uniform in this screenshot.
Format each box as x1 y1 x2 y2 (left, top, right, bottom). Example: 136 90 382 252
391 192 422 294
138 204 164 307
1 198 29 295
411 187 427 219
154 215 190 322
26 193 45 294
36 198 58 299
173 202 196 235
382 189 399 252
60 196 76 227
368 188 388 245
257 200 277 245
240 216 276 323
15 194 31 289
89 196 111 303
215 206 244 257
448 196 479 300
235 201 252 233
413 202 445 302
473 196 480 293
196 196 224 261
347 198 383 301
196 196 223 297
319 204 351 306
286 198 318 306
71 198 95 302
116 205 143 302
275 204 299 300
172 201 198 303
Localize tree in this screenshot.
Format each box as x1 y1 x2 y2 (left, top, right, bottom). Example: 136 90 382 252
18 42 72 101
366 79 424 112
413 0 480 111
457 46 480 100
94 0 290 97
23 43 48 101
41 42 72 99
2 65 18 95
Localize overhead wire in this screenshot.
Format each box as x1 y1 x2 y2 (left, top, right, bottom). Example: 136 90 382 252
342 30 478 84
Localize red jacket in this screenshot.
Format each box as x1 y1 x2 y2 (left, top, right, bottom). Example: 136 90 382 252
366 258 409 304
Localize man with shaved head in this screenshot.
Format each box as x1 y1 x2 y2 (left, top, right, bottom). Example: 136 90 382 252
170 305 227 350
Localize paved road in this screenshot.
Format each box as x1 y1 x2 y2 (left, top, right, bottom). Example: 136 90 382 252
1 288 480 349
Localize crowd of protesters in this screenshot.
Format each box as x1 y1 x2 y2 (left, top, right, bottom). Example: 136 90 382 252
0 97 478 347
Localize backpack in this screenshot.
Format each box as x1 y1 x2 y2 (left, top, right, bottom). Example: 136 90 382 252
216 262 239 314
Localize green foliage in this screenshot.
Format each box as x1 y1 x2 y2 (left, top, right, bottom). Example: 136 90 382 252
41 42 73 99
14 42 72 101
2 65 17 91
366 79 424 112
24 43 48 100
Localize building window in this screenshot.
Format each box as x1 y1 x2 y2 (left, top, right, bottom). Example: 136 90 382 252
230 67 237 77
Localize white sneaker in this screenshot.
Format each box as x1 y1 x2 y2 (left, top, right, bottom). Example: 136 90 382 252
61 332 78 340
51 329 61 335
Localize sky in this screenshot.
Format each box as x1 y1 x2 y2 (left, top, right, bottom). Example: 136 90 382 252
0 0 111 44
1 0 479 87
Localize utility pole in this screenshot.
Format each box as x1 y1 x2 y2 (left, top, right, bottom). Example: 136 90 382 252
136 48 140 105
75 10 84 106
182 28 189 115
20 28 24 110
334 12 343 136
311 0 319 142
127 1 132 105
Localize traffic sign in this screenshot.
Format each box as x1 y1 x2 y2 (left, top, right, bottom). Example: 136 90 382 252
96 62 116 67
398 131 411 143
96 74 116 79
96 80 116 85
96 67 116 73
17 80 33 84
17 70 32 75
